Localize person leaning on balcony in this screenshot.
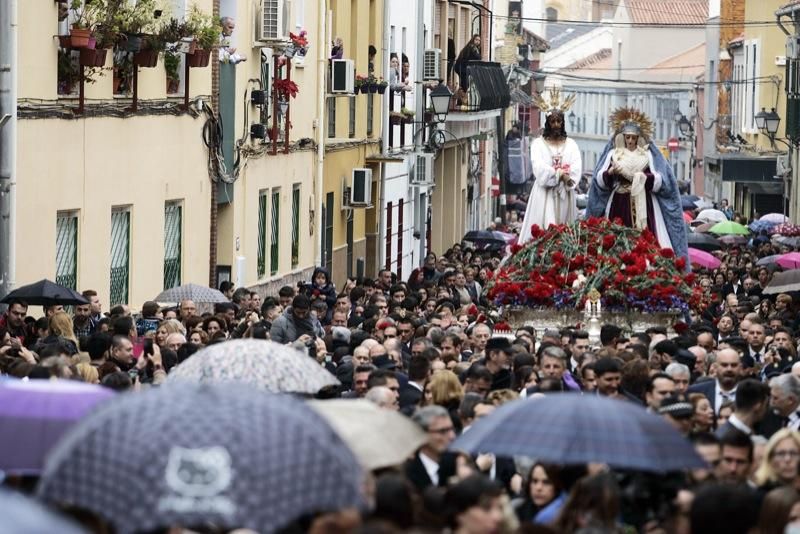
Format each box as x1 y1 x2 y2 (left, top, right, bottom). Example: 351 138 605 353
453 34 482 92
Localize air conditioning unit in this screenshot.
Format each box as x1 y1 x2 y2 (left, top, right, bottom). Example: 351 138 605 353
345 168 373 207
423 49 441 80
256 0 289 42
331 59 355 93
410 153 435 186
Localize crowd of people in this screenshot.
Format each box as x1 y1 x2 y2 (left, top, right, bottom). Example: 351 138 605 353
2 204 800 534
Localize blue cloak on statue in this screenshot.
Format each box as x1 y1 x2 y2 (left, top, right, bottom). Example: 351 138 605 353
586 140 689 266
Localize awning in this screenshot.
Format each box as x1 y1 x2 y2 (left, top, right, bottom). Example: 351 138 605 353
720 154 778 182
467 62 511 111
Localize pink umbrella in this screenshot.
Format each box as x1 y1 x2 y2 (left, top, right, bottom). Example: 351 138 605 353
683 212 694 223
777 252 800 270
688 248 721 270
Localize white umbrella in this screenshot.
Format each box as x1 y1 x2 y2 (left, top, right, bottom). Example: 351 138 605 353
694 199 714 210
694 209 728 224
761 213 790 224
308 399 427 470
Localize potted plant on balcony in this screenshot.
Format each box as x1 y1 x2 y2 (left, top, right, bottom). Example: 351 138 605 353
184 5 217 68
354 74 367 94
111 0 158 52
274 78 299 100
164 49 181 93
375 77 388 95
389 111 404 125
67 0 99 48
400 107 415 123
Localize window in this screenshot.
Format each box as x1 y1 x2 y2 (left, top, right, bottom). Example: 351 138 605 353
257 191 267 278
291 185 300 268
55 212 78 290
743 40 760 132
349 96 356 138
327 97 336 138
163 202 182 289
110 208 130 306
270 189 280 275
346 213 354 278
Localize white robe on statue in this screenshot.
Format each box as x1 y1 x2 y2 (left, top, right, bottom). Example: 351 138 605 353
519 136 582 244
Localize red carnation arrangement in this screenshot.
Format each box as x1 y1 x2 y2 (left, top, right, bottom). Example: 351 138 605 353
485 218 709 313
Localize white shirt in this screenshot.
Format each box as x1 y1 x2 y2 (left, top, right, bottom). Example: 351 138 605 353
714 381 737 414
409 381 424 392
787 410 800 431
728 413 752 436
419 451 439 486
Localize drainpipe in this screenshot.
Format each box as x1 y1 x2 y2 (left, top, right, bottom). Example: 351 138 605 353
0 0 18 299
315 0 327 267
208 0 220 287
377 0 391 271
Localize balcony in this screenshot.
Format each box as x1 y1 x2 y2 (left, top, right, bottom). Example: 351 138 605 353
450 61 510 117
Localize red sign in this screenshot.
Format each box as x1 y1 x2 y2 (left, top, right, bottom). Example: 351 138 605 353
667 137 680 151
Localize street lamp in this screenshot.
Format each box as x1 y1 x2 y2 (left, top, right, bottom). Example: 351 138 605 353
673 108 683 123
568 111 576 129
755 107 768 131
765 108 781 136
429 82 453 123
532 71 546 94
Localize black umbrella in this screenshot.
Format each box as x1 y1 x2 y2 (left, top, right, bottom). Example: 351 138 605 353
0 279 88 306
463 230 506 244
687 233 722 252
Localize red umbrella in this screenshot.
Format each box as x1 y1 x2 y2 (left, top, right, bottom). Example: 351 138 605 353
777 252 800 270
688 248 721 270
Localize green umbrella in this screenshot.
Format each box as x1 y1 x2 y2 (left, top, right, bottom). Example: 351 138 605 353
708 221 750 236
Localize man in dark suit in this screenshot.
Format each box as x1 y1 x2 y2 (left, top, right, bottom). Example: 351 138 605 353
715 379 769 439
688 348 741 414
759 373 800 438
722 270 745 299
399 355 429 414
405 405 456 492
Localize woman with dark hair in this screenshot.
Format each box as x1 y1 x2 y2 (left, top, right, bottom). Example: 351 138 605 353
453 34 481 92
514 463 564 523
553 473 621 532
757 486 800 534
371 473 418 529
407 268 425 292
443 474 505 534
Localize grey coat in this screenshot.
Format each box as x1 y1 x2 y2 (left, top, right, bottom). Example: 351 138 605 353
269 307 325 344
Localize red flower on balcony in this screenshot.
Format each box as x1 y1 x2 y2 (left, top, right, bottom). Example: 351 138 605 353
274 78 299 99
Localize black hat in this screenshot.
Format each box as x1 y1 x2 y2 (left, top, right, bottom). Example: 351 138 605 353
486 337 514 354
372 355 398 370
675 349 697 367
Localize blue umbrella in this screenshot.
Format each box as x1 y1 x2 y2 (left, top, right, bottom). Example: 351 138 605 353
757 254 782 267
0 488 86 534
450 393 705 472
749 219 778 233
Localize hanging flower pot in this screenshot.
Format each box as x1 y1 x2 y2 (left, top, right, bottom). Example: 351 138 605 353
120 33 143 53
376 83 388 95
186 49 211 68
58 35 72 49
69 27 92 49
79 47 107 67
133 48 159 68
353 85 361 95
389 113 403 125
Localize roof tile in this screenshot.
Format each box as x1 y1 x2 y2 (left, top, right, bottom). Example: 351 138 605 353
624 0 708 25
